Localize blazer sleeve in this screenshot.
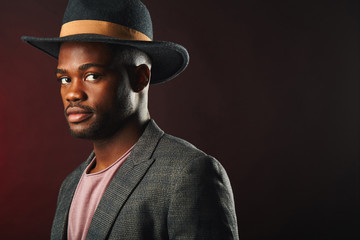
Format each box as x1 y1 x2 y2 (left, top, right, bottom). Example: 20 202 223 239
167 155 239 240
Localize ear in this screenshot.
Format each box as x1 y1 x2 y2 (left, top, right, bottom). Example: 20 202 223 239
133 64 151 92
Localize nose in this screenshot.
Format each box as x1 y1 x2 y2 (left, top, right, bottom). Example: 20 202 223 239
64 78 87 102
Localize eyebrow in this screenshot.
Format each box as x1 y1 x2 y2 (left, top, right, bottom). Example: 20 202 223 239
56 63 108 74
55 68 67 74
79 63 107 71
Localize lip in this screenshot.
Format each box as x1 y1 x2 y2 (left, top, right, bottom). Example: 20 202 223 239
66 107 93 123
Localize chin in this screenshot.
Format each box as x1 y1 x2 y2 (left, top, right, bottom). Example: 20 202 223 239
68 120 120 140
67 121 103 140
69 130 94 139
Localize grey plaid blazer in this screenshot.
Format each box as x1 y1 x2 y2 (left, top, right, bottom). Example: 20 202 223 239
50 120 239 240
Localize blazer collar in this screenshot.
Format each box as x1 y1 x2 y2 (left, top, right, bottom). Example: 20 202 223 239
57 120 164 240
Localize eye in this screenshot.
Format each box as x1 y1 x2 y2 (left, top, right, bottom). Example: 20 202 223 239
85 74 101 82
58 77 71 85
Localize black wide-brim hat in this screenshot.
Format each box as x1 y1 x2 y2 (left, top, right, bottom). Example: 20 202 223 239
21 0 189 84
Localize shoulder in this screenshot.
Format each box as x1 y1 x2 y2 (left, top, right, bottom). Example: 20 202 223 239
154 132 218 167
151 132 230 185
156 133 206 157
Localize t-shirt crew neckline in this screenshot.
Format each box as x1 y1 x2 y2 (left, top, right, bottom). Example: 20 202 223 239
85 144 135 176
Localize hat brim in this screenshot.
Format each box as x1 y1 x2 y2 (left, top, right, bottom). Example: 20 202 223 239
21 34 189 84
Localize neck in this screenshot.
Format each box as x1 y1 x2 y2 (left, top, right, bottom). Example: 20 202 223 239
90 113 150 173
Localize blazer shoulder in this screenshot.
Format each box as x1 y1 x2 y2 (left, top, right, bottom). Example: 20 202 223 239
156 133 208 158
152 132 224 171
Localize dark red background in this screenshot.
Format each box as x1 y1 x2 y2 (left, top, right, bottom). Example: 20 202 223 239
1 0 359 239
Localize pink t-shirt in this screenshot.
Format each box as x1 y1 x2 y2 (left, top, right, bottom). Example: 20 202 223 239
67 147 133 240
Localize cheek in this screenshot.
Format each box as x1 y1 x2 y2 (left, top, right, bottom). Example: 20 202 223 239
115 83 128 101
115 79 137 111
90 83 123 110
111 74 132 105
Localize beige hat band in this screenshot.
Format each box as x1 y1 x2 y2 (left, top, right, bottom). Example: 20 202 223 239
59 20 152 41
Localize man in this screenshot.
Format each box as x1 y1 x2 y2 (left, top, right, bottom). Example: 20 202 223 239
22 0 239 239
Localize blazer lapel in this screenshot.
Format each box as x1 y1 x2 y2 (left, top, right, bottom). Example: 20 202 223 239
86 120 164 240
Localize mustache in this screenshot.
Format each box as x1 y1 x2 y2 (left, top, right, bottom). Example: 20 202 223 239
64 103 95 116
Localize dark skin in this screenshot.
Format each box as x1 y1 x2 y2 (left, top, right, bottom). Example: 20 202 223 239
57 42 151 173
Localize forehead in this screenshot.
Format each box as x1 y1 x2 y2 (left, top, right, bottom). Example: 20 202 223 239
57 42 114 68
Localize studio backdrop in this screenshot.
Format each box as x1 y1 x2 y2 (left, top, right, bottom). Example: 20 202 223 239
0 0 359 239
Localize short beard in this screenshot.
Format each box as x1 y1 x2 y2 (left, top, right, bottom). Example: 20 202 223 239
68 118 104 140
67 101 133 141
68 111 124 141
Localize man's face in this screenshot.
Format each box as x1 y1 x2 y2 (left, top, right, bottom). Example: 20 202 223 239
57 42 135 140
